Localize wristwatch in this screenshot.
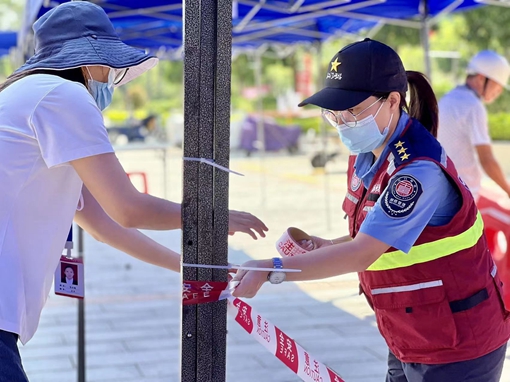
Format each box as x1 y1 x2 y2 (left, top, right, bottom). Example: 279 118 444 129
267 258 286 284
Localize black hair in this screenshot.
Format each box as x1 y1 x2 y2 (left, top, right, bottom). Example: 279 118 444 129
374 71 438 138
0 68 87 93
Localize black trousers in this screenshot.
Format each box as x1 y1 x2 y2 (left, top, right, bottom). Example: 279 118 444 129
386 343 507 382
0 330 29 382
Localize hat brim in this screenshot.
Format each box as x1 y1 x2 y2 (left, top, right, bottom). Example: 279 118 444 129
15 36 158 86
298 87 373 110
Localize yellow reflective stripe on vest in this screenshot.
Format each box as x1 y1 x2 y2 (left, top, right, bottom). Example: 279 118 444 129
367 212 484 271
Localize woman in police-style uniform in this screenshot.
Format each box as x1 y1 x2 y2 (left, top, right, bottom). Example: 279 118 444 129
233 39 510 382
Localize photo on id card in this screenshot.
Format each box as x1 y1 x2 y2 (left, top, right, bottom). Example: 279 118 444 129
54 256 84 299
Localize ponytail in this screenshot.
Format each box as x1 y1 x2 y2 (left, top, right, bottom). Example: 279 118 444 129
401 71 438 137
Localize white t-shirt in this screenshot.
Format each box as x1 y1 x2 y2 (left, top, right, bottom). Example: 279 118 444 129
437 85 490 199
0 74 113 344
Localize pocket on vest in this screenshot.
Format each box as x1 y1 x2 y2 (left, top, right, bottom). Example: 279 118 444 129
491 273 510 320
371 280 459 350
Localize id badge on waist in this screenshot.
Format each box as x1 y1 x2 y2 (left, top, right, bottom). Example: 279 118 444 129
54 255 84 299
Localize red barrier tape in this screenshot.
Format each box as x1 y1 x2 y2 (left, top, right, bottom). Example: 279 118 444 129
182 281 346 382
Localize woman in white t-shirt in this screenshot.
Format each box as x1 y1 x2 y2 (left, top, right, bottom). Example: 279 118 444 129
0 3 267 380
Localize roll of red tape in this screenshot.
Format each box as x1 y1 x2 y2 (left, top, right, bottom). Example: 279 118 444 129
276 227 315 257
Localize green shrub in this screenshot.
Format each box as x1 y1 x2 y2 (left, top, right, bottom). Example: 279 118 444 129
126 85 148 110
487 91 510 114
103 109 148 125
274 113 510 142
145 98 180 121
433 81 456 102
489 113 510 141
274 116 322 133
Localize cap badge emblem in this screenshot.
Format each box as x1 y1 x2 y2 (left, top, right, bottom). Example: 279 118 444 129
330 57 341 72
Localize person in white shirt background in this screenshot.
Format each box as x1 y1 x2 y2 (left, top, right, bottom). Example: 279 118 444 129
0 2 267 381
437 50 510 201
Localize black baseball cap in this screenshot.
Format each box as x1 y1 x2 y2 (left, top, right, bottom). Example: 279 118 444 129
298 38 408 111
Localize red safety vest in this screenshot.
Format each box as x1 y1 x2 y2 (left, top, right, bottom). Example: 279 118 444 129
342 118 510 364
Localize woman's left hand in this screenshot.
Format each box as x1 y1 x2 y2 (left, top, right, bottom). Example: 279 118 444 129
228 210 268 239
232 259 272 298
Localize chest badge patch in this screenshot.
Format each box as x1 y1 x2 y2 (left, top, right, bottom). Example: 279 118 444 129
351 174 362 192
381 174 423 218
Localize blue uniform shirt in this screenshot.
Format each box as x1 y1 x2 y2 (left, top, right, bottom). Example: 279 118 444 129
355 112 462 253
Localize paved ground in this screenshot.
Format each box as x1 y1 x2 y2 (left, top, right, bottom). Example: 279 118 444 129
18 142 510 382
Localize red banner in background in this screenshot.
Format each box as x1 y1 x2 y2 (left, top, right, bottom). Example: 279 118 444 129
295 54 313 97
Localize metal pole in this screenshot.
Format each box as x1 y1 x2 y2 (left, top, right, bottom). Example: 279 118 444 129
162 148 168 199
420 0 432 80
254 47 267 208
77 226 85 382
157 59 162 98
315 42 332 231
181 0 231 380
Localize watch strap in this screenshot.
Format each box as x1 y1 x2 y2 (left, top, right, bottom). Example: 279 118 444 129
272 257 283 269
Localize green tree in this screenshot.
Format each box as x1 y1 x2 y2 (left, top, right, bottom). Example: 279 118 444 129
457 6 510 113
460 6 510 56
372 24 421 50
0 0 24 30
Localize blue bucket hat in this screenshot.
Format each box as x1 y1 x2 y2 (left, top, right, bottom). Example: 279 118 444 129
15 1 158 86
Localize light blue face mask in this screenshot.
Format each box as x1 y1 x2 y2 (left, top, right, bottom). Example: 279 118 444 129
86 67 115 111
335 101 393 154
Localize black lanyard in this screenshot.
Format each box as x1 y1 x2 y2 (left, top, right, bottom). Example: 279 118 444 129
65 226 73 257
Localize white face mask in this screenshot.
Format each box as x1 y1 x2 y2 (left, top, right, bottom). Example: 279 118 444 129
86 67 115 111
335 101 393 154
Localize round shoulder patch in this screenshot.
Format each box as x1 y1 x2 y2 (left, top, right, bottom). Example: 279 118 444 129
381 174 423 218
351 174 362 192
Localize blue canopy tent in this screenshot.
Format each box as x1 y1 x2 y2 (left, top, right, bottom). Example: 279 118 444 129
0 31 17 58
230 0 484 76
20 0 382 57
20 1 486 74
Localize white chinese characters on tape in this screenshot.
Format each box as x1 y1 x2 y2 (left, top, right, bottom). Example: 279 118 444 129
182 281 232 305
228 297 344 382
180 282 345 381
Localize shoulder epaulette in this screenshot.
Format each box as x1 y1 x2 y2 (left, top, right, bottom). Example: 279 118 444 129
388 119 443 168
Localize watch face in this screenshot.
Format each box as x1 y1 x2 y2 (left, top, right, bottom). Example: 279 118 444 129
269 271 286 284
